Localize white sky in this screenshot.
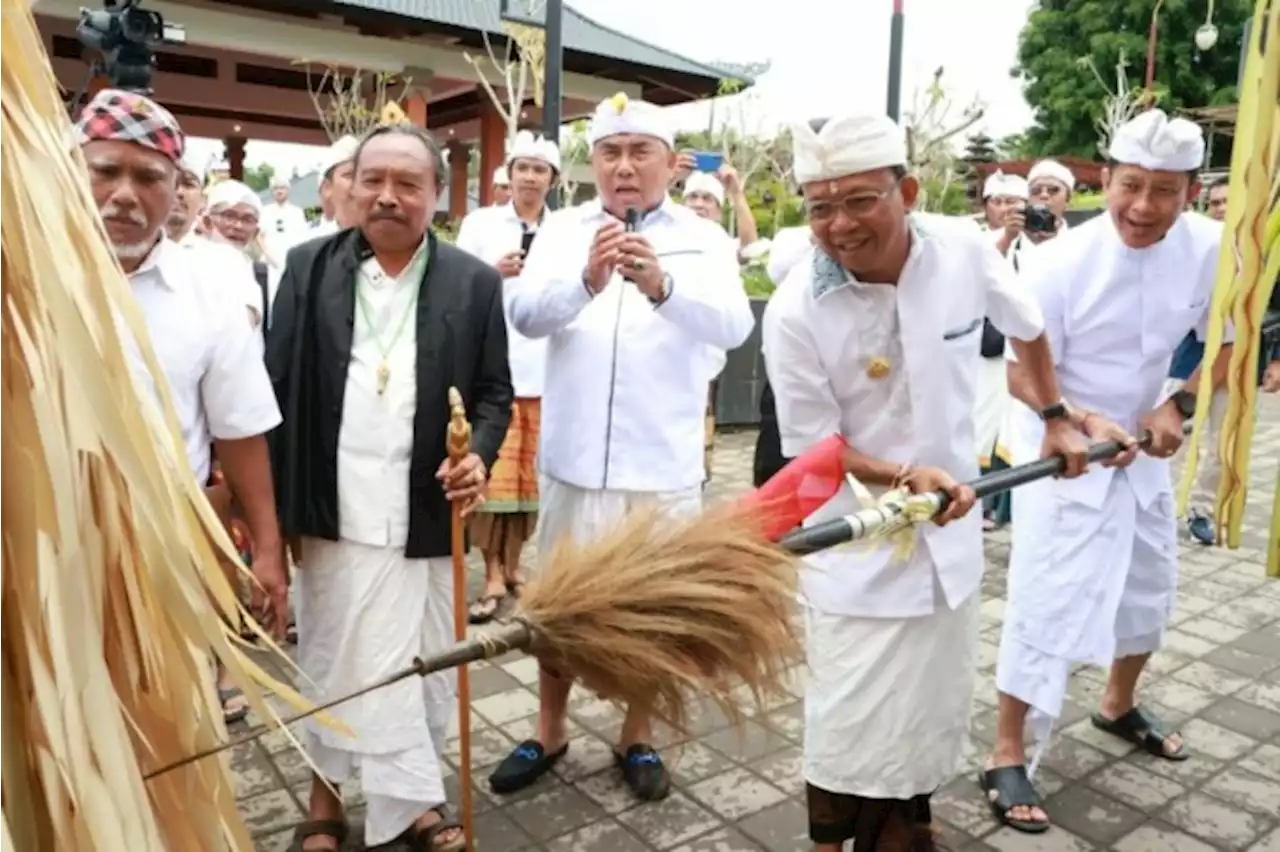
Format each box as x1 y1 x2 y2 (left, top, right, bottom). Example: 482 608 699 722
187 0 1036 175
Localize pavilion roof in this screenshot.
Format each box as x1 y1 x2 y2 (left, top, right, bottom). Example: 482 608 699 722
335 0 752 99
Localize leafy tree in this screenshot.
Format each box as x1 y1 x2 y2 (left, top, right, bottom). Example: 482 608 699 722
242 163 275 192
1013 0 1251 161
964 132 999 162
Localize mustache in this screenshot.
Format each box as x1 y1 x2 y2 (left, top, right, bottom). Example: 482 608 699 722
101 204 148 227
368 208 406 222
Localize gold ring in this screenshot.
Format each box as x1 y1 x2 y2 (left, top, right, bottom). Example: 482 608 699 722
634 258 646 270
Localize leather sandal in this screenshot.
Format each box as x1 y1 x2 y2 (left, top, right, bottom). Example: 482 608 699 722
403 807 466 851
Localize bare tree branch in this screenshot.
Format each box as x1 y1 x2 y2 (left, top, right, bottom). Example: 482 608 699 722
296 61 414 141
902 68 984 213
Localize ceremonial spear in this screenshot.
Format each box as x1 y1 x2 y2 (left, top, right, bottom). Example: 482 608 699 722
142 433 1147 781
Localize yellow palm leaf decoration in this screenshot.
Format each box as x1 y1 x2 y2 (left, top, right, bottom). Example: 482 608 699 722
1178 0 1280 577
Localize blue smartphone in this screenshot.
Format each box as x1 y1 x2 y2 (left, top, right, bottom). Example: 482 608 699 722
692 151 724 172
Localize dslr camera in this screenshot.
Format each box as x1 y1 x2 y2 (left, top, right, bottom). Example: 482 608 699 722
1024 204 1058 235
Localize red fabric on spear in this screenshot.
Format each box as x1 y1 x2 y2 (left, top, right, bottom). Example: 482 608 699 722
736 434 848 541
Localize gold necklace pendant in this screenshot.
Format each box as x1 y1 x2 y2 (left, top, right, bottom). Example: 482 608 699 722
376 362 391 396
866 356 892 379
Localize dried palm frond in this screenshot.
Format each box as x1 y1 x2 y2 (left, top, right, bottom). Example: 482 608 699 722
516 503 802 732
2 2 307 849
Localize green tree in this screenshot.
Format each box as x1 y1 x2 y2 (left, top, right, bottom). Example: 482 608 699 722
994 132 1036 160
242 163 275 192
1013 0 1251 161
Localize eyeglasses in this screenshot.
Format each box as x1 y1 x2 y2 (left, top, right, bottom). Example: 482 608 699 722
805 187 895 222
213 209 259 228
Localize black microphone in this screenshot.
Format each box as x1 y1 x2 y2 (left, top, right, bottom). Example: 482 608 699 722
624 207 641 232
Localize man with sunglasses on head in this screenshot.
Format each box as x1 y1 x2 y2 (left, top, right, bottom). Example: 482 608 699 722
762 112 1086 852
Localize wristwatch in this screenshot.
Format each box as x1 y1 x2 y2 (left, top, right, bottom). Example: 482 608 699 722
648 273 673 307
1038 399 1073 423
1170 389 1197 421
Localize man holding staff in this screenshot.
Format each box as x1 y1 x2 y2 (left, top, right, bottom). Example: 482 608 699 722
762 111 1087 851
985 110 1226 833
267 121 512 852
491 92 755 801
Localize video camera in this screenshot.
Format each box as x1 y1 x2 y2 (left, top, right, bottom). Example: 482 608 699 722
73 0 185 100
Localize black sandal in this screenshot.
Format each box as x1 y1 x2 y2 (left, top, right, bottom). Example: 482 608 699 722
615 743 671 802
1091 705 1188 760
403 808 466 851
467 593 506 625
488 740 568 794
978 765 1050 834
296 818 348 851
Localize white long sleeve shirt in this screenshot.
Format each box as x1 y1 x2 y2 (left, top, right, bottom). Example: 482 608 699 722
508 198 755 492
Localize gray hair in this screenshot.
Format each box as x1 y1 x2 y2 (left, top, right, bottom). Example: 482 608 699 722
352 123 447 192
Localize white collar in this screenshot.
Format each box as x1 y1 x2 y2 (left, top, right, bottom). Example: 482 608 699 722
128 236 181 290
580 195 678 227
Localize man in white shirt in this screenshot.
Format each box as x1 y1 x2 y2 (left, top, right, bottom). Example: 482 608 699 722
261 173 308 239
764 112 1084 851
491 93 755 801
455 131 560 623
491 165 513 207
203 179 274 331
682 167 761 255
984 111 1225 833
73 89 289 720
166 153 207 244
1027 158 1074 224
313 135 359 238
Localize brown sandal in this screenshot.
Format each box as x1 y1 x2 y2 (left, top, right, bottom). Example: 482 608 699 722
467 593 505 625
296 818 348 851
404 808 467 851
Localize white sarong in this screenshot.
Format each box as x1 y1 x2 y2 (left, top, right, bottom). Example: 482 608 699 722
295 538 455 846
974 356 1009 465
997 469 1176 772
803 592 978 799
536 475 703 557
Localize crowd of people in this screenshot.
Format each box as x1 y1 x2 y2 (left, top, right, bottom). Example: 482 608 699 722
76 81 1278 852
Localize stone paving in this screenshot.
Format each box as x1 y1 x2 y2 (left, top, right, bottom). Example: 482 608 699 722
237 396 1280 852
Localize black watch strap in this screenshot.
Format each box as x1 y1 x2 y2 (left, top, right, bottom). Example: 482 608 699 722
1171 389 1197 420
1039 401 1070 422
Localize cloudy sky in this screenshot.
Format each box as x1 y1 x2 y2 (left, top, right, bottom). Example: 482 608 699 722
187 0 1037 174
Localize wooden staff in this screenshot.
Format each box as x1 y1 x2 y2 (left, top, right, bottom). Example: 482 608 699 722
445 387 474 847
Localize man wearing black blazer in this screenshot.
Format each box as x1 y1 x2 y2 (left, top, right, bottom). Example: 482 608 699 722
266 124 511 852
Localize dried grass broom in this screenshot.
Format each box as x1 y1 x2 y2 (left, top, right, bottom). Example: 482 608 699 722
516 503 803 733
1 3 312 849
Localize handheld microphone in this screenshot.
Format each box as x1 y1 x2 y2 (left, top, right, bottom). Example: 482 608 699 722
624 207 641 233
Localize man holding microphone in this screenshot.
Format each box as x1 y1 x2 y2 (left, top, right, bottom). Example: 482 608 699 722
491 93 755 802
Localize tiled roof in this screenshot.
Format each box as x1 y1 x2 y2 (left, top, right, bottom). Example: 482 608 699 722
335 0 750 85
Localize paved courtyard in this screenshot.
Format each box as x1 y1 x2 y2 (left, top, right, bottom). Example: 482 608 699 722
236 397 1280 852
